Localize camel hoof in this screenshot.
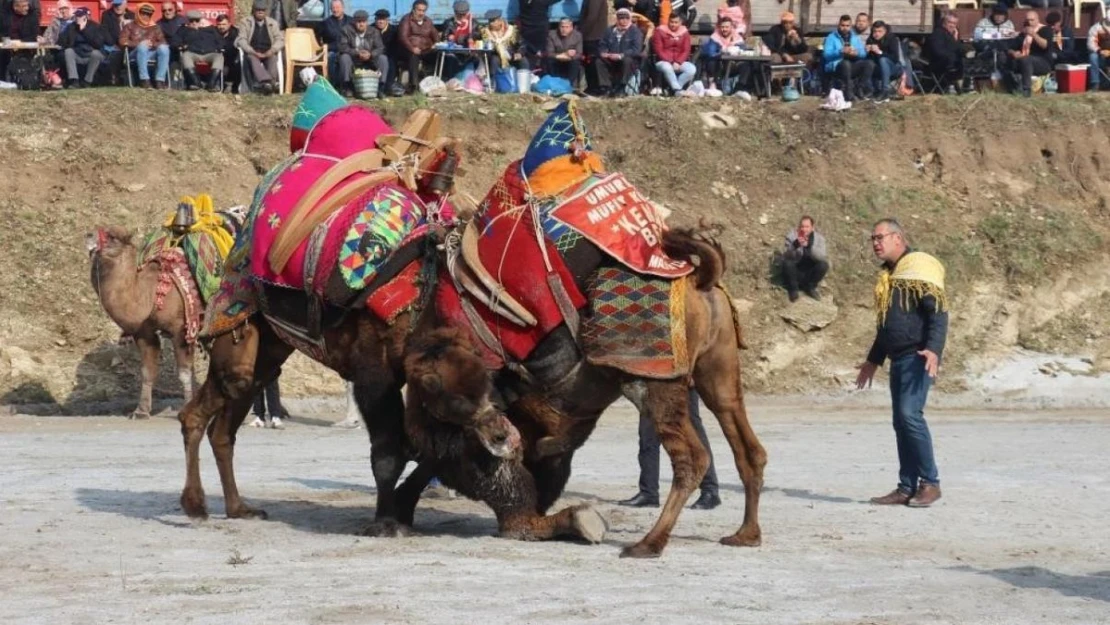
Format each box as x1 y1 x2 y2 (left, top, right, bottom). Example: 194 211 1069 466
129 411 151 420
361 519 414 538
720 529 761 548
572 506 608 544
620 542 663 559
180 493 209 520
535 436 569 458
227 505 268 520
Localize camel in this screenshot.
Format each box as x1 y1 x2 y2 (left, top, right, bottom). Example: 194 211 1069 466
86 226 196 419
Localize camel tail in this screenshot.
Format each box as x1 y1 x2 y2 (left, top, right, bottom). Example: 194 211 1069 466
662 221 727 291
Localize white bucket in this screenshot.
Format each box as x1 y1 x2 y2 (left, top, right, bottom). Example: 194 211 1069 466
515 69 531 94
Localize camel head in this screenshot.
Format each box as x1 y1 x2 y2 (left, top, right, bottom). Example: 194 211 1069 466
405 328 521 460
85 226 136 263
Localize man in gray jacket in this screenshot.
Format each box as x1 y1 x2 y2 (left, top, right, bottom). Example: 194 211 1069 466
338 9 387 97
782 215 829 301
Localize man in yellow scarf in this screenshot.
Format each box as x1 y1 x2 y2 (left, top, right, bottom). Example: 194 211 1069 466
856 218 949 508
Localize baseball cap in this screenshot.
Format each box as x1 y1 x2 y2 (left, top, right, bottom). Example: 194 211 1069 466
112 0 126 6
73 7 90 16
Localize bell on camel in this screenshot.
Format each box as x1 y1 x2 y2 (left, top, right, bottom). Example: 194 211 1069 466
171 202 196 234
427 147 459 196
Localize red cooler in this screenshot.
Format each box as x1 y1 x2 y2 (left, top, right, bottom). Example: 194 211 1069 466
1056 64 1089 93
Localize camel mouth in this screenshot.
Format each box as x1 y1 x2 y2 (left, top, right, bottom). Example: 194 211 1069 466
474 413 522 460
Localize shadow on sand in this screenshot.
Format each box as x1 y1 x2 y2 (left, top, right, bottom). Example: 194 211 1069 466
951 565 1110 603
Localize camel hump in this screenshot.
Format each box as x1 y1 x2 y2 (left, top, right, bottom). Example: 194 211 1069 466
662 223 727 291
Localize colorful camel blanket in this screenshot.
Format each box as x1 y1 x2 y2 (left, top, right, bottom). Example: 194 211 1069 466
150 247 204 345
874 251 947 326
140 194 236 304
581 266 690 379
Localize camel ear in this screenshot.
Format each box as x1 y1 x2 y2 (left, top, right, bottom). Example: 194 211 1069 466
420 373 442 395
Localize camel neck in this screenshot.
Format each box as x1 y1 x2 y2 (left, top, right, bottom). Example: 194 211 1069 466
92 247 158 335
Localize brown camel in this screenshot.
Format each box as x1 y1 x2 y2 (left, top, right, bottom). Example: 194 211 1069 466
86 226 196 419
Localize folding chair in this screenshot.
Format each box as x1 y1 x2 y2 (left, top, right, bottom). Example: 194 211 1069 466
283 27 327 94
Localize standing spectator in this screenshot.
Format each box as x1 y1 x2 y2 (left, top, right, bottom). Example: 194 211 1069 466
925 12 966 94
42 0 74 46
716 0 749 37
854 12 871 39
175 9 225 91
120 3 170 89
517 0 561 65
101 0 134 85
545 16 581 86
597 7 642 97
857 218 948 509
765 11 811 65
270 0 298 30
338 9 387 98
484 11 527 76
1087 13 1110 91
215 13 239 92
823 14 873 101
398 0 437 94
1005 10 1054 97
237 0 283 95
61 7 105 88
157 2 185 41
316 0 351 81
250 379 289 429
617 390 721 511
651 13 694 95
578 0 609 95
866 20 903 102
0 0 39 81
373 9 400 95
614 0 654 22
781 215 829 302
333 381 362 429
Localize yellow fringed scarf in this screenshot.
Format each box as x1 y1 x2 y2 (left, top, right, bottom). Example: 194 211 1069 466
163 194 235 259
874 251 947 326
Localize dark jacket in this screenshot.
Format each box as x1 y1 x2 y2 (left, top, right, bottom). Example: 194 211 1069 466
1010 25 1057 59
599 24 644 58
765 23 809 56
219 25 239 59
924 26 961 67
517 0 561 42
101 9 135 47
59 19 107 54
546 29 582 56
866 32 901 63
866 250 949 365
377 23 399 57
158 15 186 41
398 12 437 53
1 8 40 42
440 14 473 47
315 14 351 50
174 25 226 55
338 24 383 58
579 0 609 42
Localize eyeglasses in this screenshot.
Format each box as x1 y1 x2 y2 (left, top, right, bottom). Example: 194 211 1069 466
869 232 897 243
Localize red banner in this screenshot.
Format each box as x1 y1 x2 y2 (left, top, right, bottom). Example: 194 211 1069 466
549 173 692 279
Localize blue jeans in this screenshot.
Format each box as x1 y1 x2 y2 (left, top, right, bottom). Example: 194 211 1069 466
135 42 170 81
874 56 904 96
654 60 696 91
1088 51 1108 89
889 353 939 494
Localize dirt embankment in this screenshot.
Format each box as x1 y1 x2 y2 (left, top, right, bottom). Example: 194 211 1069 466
1 91 1108 411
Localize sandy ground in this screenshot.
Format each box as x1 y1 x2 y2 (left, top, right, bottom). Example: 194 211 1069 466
1 399 1107 625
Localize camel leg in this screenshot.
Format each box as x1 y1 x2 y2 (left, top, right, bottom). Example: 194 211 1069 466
620 379 709 559
356 385 413 537
394 461 437 527
495 460 607 543
173 338 195 406
132 330 160 419
694 321 767 548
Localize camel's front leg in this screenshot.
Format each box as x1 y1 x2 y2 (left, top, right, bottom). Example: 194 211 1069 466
132 330 161 419
173 339 196 405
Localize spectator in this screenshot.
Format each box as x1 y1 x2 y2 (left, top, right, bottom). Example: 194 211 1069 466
1045 11 1078 63
974 5 1016 41
42 0 74 46
651 13 693 94
316 0 350 79
1087 14 1110 91
517 0 561 65
250 379 288 429
578 0 609 95
157 2 184 42
270 0 298 30
101 0 134 85
338 9 387 98
781 215 829 302
924 12 965 94
701 16 743 93
765 11 811 65
0 0 39 81
617 390 721 511
484 11 528 76
373 9 401 95
597 7 642 97
544 16 581 85
398 0 437 94
857 218 948 509
174 9 224 92
215 13 239 92
236 0 283 94
613 0 654 23
60 7 105 88
120 3 170 89
823 14 873 101
866 20 903 102
716 0 749 37
854 12 871 39
1005 10 1054 97
441 0 473 47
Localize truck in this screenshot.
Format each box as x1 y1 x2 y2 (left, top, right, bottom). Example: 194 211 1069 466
37 0 235 27
702 0 935 37
309 0 584 25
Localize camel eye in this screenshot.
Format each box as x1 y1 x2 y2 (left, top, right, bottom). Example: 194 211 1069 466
448 396 475 416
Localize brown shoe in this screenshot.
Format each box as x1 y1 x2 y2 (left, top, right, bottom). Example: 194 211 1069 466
870 489 912 505
908 483 941 508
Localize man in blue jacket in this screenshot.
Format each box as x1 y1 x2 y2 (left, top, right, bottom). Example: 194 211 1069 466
598 7 643 97
856 218 949 509
823 13 874 101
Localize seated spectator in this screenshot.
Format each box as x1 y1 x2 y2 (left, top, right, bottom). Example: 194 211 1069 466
157 2 185 42
765 11 811 65
1005 10 1054 97
0 0 40 81
545 17 581 86
866 20 903 102
484 11 527 76
374 9 401 96
42 0 74 46
174 10 224 92
823 14 873 101
925 12 965 94
215 13 239 92
236 1 283 94
398 0 437 94
716 0 749 37
101 0 134 85
338 9 387 98
1087 14 1110 91
782 215 829 302
701 16 743 93
60 7 105 88
441 0 472 47
316 0 352 79
120 3 170 88
974 5 1016 40
597 7 643 97
651 13 694 94
1045 11 1079 63
854 12 870 39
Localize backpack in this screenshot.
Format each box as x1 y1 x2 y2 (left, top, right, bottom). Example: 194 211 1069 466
6 55 42 91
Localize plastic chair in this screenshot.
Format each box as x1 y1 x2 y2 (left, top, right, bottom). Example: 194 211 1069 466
283 27 328 94
1075 0 1104 28
239 48 286 94
933 0 979 8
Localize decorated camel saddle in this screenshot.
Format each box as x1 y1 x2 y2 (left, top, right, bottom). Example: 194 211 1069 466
437 101 697 378
201 78 464 359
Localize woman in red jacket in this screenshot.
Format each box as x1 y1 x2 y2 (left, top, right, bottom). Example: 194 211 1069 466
651 13 694 93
